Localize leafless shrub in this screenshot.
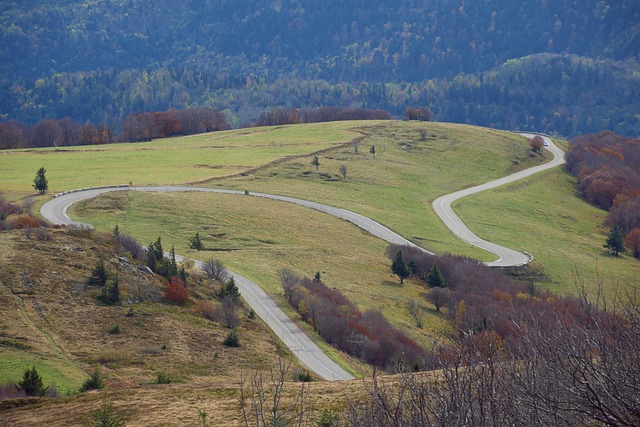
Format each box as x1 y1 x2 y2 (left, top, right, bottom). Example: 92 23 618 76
115 234 145 259
0 194 20 220
22 196 35 214
195 300 217 321
128 280 160 303
426 287 449 313
406 299 424 328
339 164 348 179
213 297 241 329
239 356 310 427
202 258 229 282
34 227 51 241
0 383 26 402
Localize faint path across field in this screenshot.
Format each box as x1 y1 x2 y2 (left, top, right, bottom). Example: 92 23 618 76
40 133 564 379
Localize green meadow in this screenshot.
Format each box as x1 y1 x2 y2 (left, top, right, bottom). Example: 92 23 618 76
0 122 357 196
455 167 640 297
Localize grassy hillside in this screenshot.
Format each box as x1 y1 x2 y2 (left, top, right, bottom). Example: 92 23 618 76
455 167 640 296
0 228 298 394
0 123 358 197
71 190 450 350
2 120 638 424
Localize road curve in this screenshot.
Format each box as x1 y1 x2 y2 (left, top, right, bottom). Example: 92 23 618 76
432 134 566 267
41 187 355 381
40 133 564 378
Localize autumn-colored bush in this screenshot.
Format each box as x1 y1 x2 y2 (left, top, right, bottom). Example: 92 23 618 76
195 300 216 320
11 214 39 230
566 131 640 211
625 228 640 258
164 277 189 305
281 270 426 370
386 244 587 354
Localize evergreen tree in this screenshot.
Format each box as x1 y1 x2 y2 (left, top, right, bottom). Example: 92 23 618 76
33 167 48 195
179 265 188 284
426 263 446 288
146 242 157 271
311 155 320 171
87 259 107 287
152 237 163 261
314 271 321 283
17 366 48 396
189 232 204 251
221 277 240 302
604 224 625 256
168 246 178 278
391 250 410 284
86 392 125 427
98 274 120 305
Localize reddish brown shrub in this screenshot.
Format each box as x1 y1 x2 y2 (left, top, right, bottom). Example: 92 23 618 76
195 300 216 320
11 215 39 230
164 277 189 305
625 228 640 258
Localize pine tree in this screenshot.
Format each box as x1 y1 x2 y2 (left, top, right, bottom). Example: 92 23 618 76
189 232 204 251
391 250 410 284
168 246 178 278
18 366 48 396
426 263 446 288
604 224 625 257
221 277 240 302
311 155 320 171
87 259 107 287
146 242 157 272
98 274 120 305
33 167 48 195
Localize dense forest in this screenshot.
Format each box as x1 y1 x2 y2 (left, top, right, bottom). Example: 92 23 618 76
566 132 640 258
1 0 639 135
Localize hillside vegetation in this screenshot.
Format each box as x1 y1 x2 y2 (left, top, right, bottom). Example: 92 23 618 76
2 121 639 425
1 0 638 135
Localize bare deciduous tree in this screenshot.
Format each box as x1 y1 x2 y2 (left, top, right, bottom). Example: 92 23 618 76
239 356 309 427
202 258 229 282
426 287 448 313
214 296 241 329
340 164 348 179
406 299 423 328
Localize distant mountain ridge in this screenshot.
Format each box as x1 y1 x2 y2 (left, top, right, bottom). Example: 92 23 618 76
1 0 639 136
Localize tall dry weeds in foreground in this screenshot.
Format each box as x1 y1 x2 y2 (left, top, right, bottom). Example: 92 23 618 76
238 356 310 427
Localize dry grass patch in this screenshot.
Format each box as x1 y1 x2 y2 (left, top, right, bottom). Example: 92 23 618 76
0 228 302 394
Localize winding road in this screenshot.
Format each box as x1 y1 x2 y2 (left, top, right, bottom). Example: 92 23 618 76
40 133 565 380
433 134 566 267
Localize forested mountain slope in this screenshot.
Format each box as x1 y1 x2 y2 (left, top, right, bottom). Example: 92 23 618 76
1 0 638 135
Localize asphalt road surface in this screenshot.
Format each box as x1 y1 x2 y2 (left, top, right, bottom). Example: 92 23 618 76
432 134 565 267
40 133 564 379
